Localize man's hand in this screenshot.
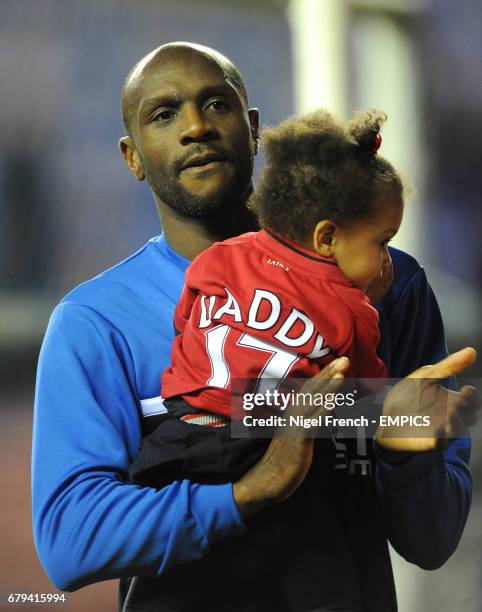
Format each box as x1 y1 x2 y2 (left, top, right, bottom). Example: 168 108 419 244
233 357 350 519
366 254 393 304
376 347 479 452
233 348 479 520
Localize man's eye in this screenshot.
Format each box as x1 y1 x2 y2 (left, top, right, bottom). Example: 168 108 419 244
153 109 175 122
207 100 230 111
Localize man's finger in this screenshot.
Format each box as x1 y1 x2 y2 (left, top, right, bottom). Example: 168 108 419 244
456 404 479 428
450 387 480 428
408 348 477 380
433 426 448 451
318 356 350 378
460 385 480 411
312 357 349 392
445 408 469 439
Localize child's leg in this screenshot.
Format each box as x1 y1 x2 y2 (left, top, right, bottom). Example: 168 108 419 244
129 398 269 488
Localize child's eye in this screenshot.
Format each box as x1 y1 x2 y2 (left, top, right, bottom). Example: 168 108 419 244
380 239 390 247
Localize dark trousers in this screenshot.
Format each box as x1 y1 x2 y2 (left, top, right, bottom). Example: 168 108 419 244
125 399 363 612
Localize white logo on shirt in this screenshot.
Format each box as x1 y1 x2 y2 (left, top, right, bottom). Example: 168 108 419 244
267 258 289 271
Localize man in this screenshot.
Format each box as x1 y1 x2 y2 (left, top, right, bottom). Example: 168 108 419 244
32 43 478 611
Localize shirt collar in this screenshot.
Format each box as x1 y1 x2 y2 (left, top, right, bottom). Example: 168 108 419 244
153 232 190 272
255 229 351 284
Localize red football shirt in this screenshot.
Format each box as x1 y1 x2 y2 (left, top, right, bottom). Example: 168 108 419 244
161 230 387 417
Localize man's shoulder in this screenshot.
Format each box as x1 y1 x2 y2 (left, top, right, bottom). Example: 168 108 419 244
389 246 421 279
387 246 426 300
376 247 431 322
62 238 157 305
42 235 186 399
60 235 185 316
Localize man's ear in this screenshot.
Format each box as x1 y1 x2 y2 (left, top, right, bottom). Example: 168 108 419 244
119 136 145 181
313 220 337 257
248 108 260 154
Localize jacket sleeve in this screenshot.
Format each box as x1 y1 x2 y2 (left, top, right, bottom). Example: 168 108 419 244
32 303 245 591
373 264 472 570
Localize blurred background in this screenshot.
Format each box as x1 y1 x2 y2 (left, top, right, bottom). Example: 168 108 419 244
0 0 480 610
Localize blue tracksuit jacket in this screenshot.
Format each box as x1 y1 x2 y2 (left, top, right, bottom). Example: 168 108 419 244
31 235 472 610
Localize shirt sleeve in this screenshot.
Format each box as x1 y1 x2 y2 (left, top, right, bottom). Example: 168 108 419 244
32 303 245 591
346 317 387 379
332 289 387 380
373 264 472 569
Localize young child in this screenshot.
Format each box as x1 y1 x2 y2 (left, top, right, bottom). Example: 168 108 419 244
129 108 405 612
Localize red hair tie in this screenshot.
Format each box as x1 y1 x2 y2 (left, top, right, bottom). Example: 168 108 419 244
373 133 382 153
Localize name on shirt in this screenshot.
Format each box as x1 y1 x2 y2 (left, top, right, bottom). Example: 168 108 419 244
197 288 330 357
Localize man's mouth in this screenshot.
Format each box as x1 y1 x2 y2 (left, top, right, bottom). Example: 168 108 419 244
180 152 230 172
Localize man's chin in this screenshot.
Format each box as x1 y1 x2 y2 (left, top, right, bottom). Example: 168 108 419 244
179 199 229 218
179 166 235 198
178 176 246 214
160 187 235 219
151 170 251 219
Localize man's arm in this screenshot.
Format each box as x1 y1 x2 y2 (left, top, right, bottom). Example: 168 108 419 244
373 257 476 569
32 303 245 591
233 349 480 540
233 358 349 518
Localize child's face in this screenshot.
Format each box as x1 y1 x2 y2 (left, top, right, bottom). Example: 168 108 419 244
332 193 404 292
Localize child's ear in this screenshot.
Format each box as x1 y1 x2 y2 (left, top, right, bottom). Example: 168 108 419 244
313 220 337 257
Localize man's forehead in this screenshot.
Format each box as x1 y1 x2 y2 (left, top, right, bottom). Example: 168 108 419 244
130 47 229 100
122 43 248 136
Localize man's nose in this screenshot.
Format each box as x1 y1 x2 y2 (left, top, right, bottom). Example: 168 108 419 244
179 105 217 144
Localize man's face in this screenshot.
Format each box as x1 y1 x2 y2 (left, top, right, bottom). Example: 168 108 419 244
128 50 257 217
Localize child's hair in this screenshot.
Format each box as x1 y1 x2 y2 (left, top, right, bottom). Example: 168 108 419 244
249 108 405 243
